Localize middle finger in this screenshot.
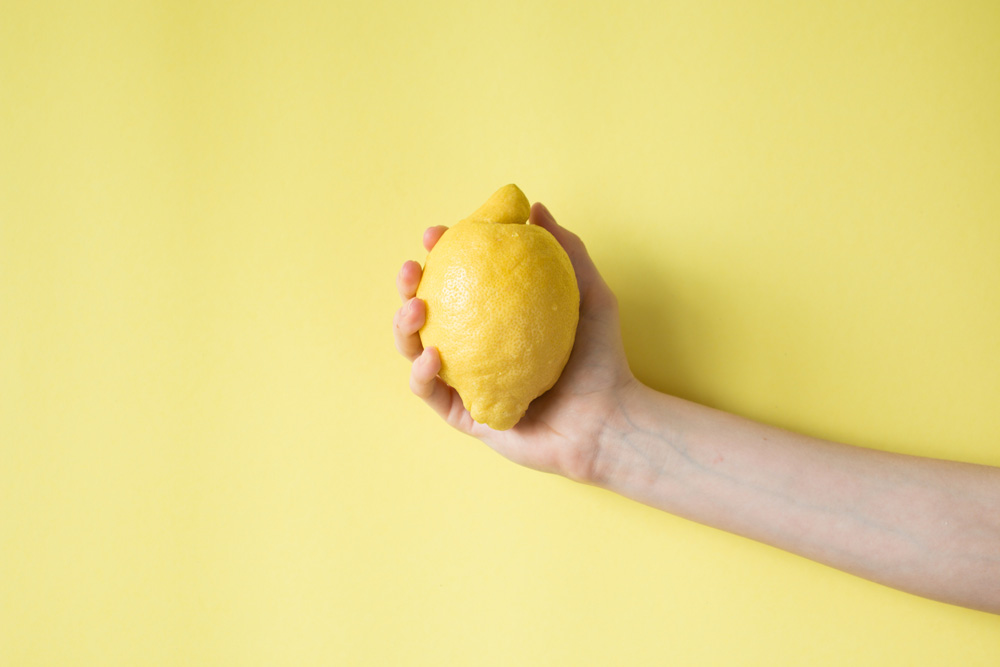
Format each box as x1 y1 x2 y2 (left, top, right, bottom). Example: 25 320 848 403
393 297 426 361
397 260 422 304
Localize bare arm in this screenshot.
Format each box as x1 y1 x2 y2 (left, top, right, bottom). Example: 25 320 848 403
395 202 1000 614
594 385 1000 614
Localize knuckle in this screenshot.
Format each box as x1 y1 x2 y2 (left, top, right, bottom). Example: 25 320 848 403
565 231 584 250
409 374 430 399
400 315 417 336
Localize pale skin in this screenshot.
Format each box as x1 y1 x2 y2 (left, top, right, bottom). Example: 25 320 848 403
393 202 1000 615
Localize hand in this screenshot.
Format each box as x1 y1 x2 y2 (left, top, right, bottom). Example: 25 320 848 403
393 203 638 482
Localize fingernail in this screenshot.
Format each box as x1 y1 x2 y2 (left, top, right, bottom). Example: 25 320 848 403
406 299 416 314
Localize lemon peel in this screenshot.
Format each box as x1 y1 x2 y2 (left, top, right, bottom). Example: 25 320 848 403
416 185 580 430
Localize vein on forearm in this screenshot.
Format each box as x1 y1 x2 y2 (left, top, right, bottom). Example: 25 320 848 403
606 394 1000 584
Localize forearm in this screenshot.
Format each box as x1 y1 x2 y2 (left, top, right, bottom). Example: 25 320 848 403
593 384 1000 614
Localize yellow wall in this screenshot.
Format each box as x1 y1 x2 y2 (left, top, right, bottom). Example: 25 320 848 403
2 1 998 664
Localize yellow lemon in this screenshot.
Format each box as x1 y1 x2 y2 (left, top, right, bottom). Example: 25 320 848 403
416 185 580 430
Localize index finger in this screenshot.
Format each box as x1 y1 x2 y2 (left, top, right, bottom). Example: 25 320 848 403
423 226 448 252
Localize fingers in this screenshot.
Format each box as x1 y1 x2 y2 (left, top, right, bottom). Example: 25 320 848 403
393 296 426 361
399 226 447 303
397 260 422 304
409 346 443 400
410 347 474 432
423 225 448 252
395 259 427 359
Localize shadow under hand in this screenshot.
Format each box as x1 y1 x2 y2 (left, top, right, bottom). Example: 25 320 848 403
596 219 813 433
614 252 724 408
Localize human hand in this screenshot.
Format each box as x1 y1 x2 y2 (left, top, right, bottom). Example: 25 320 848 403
393 203 638 483
396 203 1000 615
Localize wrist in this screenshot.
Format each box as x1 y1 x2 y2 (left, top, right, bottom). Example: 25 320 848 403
589 380 668 489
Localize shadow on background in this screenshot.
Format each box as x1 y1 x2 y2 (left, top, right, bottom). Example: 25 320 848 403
600 217 824 439
616 259 721 406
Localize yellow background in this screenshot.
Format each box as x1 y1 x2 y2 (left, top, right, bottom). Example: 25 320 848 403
2 1 999 664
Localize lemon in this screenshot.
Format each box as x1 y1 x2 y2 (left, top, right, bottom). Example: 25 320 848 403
416 185 580 430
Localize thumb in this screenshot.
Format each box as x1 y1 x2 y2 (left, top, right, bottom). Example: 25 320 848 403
529 202 602 297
